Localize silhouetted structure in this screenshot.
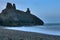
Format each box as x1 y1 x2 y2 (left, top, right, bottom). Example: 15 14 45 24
26 8 30 13
13 3 16 10
6 3 13 9
0 2 44 26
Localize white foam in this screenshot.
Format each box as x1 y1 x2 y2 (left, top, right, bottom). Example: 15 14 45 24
4 25 60 36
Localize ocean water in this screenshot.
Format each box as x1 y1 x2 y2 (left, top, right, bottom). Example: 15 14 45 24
3 24 60 36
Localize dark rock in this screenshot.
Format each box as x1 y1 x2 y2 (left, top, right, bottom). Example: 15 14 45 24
32 15 44 25
13 3 16 10
6 3 13 9
26 8 30 13
0 2 44 26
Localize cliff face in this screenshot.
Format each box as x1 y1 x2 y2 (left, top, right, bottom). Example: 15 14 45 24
0 3 44 26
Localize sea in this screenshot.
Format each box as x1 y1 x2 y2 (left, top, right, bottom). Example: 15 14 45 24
2 23 60 36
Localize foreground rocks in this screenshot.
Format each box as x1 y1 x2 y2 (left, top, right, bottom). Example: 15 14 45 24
0 3 44 26
0 29 59 40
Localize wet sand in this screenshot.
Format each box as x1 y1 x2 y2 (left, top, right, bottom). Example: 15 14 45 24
0 29 60 40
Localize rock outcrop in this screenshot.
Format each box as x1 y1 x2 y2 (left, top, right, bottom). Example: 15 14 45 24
0 2 44 26
13 3 16 10
6 3 13 9
26 8 30 13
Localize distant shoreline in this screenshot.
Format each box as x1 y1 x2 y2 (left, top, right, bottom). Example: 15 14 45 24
44 23 60 25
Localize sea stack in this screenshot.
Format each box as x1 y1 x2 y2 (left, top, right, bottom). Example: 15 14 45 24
0 2 44 26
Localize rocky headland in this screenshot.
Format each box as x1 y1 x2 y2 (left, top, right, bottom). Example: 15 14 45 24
0 3 44 26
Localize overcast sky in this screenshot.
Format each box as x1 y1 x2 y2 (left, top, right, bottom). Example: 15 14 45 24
0 0 60 23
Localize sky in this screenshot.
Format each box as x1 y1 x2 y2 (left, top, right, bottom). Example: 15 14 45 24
0 0 60 23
